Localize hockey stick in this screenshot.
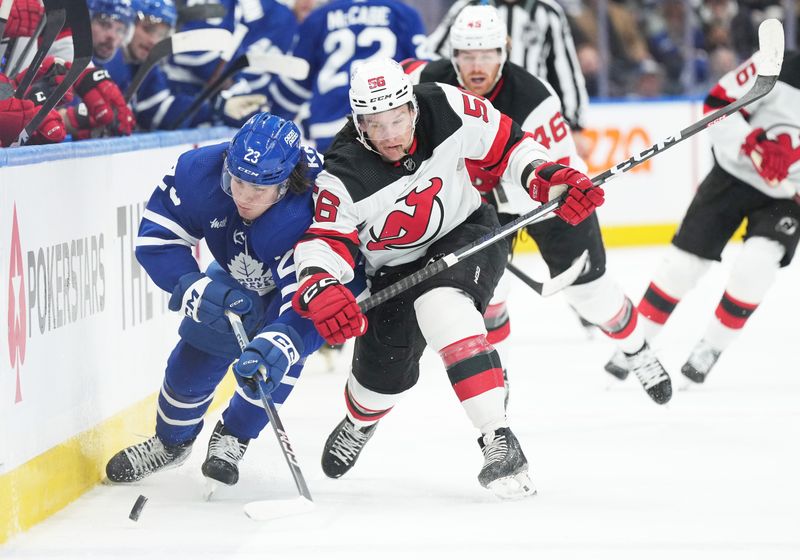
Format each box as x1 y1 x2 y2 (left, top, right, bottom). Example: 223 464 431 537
358 19 785 313
124 28 233 102
166 51 310 129
6 13 47 77
225 311 315 521
12 0 90 146
11 0 65 99
506 249 588 297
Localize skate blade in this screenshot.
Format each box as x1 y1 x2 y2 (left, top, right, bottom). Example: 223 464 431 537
202 479 218 501
244 496 315 521
486 472 537 501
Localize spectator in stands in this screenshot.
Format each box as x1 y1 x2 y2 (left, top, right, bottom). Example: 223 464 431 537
570 0 653 98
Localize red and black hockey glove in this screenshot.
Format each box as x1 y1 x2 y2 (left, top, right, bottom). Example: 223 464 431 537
741 127 800 184
291 272 367 345
6 0 44 39
14 56 74 104
73 67 135 135
527 162 604 225
0 97 65 147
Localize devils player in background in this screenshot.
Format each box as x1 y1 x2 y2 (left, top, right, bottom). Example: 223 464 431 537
404 4 672 405
104 114 336 487
607 50 800 384
290 58 603 498
267 0 428 152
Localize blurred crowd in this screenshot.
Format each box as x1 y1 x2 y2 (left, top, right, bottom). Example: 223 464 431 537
0 0 796 148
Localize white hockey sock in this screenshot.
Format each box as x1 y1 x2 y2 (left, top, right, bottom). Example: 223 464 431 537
415 287 507 434
344 374 407 429
703 237 783 351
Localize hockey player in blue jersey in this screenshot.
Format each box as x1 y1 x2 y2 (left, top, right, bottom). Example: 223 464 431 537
268 0 428 152
102 0 267 130
164 0 297 100
105 113 328 486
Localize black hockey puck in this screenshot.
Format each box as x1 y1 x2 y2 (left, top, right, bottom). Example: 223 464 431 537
129 494 148 521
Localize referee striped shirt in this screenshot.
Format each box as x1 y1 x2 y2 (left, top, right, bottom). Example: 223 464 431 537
427 0 588 130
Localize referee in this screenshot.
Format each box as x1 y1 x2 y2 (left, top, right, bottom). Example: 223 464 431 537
427 0 589 133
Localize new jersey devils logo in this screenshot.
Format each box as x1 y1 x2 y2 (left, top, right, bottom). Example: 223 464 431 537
367 178 445 251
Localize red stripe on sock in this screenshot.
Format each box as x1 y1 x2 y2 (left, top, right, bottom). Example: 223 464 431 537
484 302 507 320
452 368 505 402
605 307 639 340
440 335 493 367
344 387 391 422
722 291 758 311
486 320 510 344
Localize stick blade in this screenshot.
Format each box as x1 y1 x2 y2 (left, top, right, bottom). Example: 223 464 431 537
171 28 233 54
756 18 784 77
539 249 588 297
245 53 310 80
244 496 315 521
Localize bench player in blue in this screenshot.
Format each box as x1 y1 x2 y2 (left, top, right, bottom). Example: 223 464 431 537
105 113 330 486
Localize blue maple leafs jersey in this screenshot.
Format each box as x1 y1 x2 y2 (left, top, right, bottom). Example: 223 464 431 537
103 50 213 130
268 0 428 152
164 0 297 97
136 141 324 353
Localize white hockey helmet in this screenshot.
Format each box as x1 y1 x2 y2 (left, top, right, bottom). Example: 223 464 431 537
450 4 508 79
349 58 418 152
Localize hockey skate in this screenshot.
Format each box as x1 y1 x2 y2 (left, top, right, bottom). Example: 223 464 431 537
628 343 672 404
321 417 377 478
603 349 630 381
478 427 536 500
106 435 193 483
681 340 722 384
201 420 250 486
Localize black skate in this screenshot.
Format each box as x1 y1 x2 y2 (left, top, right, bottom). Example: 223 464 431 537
321 417 377 478
201 420 250 486
106 435 193 483
478 427 536 500
681 340 721 384
628 343 672 404
603 349 630 381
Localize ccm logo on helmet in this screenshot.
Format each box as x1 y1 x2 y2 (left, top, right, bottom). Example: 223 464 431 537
369 94 393 103
367 76 386 89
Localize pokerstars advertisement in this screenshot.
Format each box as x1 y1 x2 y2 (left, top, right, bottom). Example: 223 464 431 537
0 139 224 474
583 99 714 227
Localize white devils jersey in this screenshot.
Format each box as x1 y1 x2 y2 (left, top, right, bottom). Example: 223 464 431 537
705 50 800 198
294 82 550 280
407 58 587 216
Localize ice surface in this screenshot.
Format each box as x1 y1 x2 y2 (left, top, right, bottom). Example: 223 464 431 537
3 246 799 560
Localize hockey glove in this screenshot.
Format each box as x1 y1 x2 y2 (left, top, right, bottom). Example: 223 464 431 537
233 324 304 399
169 272 254 333
216 93 269 127
14 56 74 104
527 162 604 225
741 128 800 184
74 67 135 136
6 0 44 39
0 96 65 147
292 272 367 345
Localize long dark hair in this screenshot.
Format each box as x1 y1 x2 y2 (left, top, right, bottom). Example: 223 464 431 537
287 157 310 194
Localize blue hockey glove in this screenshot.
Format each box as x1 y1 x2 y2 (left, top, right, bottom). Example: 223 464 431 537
169 272 253 333
233 324 304 398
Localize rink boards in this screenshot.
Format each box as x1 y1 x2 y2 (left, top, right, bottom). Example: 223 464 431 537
0 98 715 543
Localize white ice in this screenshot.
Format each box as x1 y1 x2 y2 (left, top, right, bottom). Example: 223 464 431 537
3 246 799 560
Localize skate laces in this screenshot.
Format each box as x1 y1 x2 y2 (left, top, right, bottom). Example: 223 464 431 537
208 430 247 464
688 341 721 372
629 349 668 389
123 436 173 475
481 431 509 466
330 421 371 465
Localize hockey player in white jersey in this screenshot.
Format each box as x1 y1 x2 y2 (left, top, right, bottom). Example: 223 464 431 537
607 50 800 384
291 57 604 498
404 4 672 405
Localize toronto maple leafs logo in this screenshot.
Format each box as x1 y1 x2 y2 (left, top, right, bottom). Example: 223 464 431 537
228 252 275 295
